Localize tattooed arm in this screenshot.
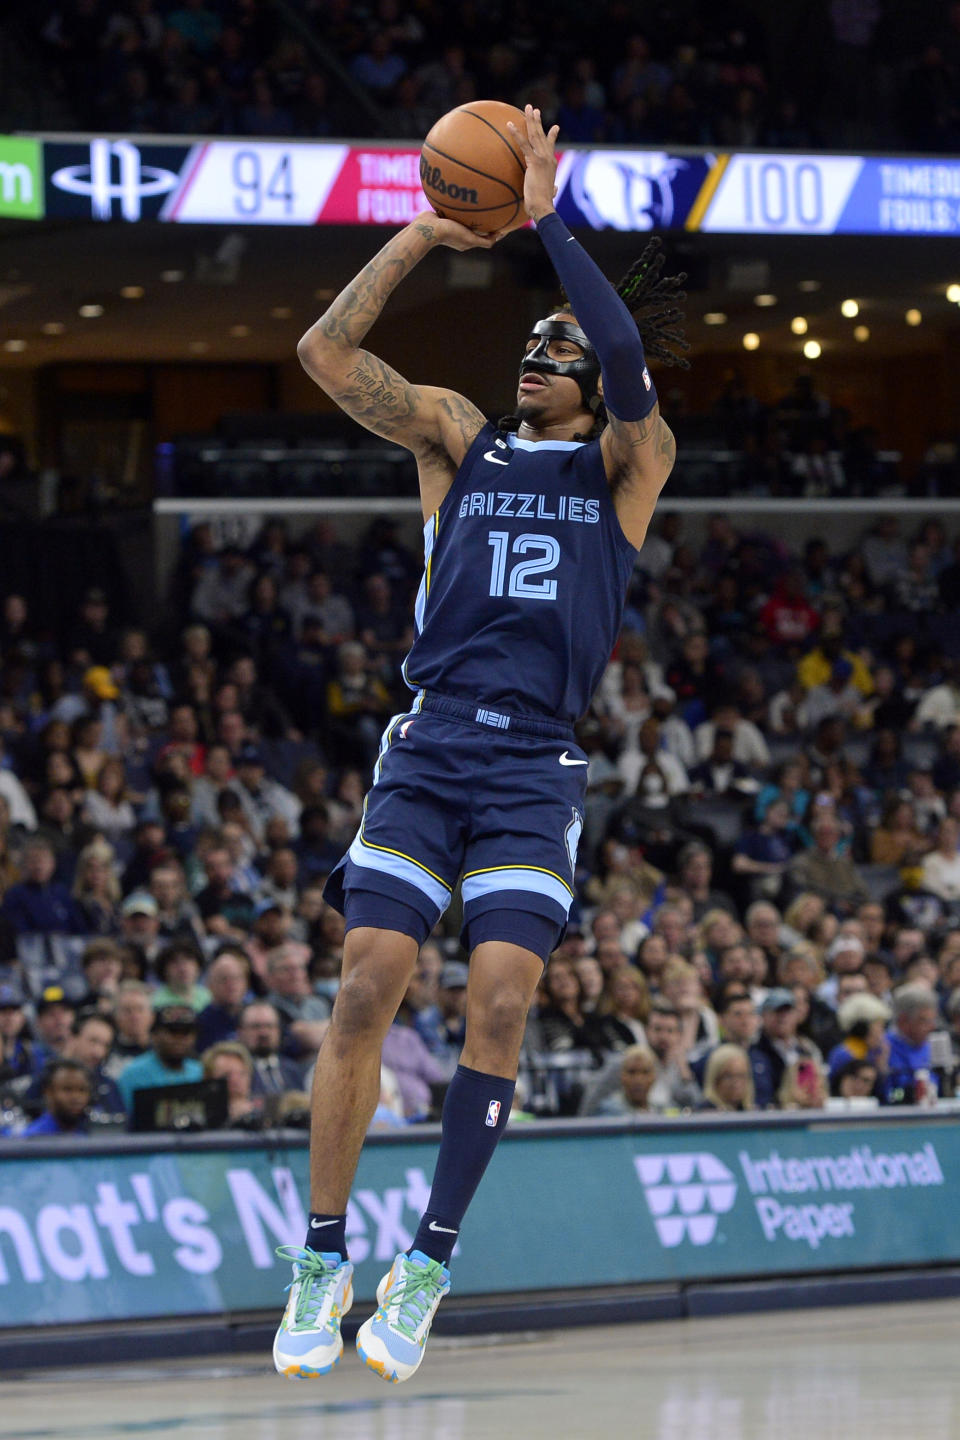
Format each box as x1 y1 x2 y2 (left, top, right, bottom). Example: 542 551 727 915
601 407 677 551
297 213 501 514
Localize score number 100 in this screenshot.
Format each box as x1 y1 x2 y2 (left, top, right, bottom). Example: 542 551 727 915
738 159 825 230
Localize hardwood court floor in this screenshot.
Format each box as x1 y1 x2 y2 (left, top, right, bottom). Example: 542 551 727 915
4 1301 959 1440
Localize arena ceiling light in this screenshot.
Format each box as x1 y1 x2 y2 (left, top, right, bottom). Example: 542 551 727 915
78 303 103 318
905 308 922 326
754 293 777 306
854 325 870 341
120 285 145 300
742 332 760 350
229 324 250 338
840 298 859 317
3 339 26 352
703 311 727 324
270 306 293 319
946 284 960 303
798 279 821 292
160 269 185 283
802 339 822 359
41 322 65 335
790 316 808 335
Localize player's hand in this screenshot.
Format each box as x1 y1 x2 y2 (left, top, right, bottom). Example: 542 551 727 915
413 212 506 251
507 104 560 224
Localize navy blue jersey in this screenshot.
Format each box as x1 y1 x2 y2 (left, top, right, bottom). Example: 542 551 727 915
402 422 637 723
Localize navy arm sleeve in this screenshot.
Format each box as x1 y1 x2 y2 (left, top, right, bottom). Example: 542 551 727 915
535 210 657 422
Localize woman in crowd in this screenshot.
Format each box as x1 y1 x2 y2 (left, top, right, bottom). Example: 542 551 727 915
777 1057 829 1110
72 838 122 935
82 757 137 847
698 1043 755 1112
202 1040 261 1126
597 964 650 1047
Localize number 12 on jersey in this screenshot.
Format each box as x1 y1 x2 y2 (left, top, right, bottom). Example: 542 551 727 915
487 531 560 601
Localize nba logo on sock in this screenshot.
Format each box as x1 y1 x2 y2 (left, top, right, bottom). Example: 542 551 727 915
485 1100 501 1127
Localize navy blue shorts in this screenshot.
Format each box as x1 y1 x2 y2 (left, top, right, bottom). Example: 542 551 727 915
323 693 586 952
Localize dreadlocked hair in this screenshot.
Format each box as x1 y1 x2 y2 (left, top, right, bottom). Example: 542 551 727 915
561 234 691 371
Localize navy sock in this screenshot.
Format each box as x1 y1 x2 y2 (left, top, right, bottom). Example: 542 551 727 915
304 1212 347 1261
410 1065 515 1266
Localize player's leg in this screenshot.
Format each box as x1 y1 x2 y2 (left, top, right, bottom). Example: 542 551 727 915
357 925 553 1384
274 919 419 1379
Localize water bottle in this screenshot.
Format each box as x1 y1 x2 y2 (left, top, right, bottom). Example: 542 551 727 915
914 1068 937 1107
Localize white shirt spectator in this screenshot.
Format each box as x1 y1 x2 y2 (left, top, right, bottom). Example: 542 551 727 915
921 850 960 902
618 747 688 799
915 683 960 731
694 718 770 770
0 769 36 830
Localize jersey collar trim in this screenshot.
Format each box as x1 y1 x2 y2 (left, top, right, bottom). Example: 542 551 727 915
507 434 584 452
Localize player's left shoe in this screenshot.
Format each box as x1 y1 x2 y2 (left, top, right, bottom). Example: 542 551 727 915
273 1246 353 1378
356 1249 451 1383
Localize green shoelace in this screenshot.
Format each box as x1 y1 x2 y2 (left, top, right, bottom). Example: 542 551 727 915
384 1259 447 1341
276 1245 340 1330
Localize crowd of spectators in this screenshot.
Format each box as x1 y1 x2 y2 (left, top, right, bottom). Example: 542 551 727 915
4 497 960 1138
28 0 960 152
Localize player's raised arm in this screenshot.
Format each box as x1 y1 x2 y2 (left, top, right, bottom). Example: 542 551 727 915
509 106 689 550
297 215 498 481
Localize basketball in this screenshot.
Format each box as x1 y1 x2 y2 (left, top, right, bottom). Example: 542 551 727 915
420 100 528 232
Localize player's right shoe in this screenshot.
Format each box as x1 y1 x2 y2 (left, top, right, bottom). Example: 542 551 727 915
273 1246 354 1378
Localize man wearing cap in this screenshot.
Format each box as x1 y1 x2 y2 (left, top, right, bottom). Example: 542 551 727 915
117 1004 204 1114
120 890 163 968
228 745 301 844
29 986 77 1077
0 836 86 935
248 899 311 984
816 933 866 1010
749 988 819 1108
415 962 469 1079
23 1010 125 1120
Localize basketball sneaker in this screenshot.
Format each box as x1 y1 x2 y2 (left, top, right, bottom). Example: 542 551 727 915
356 1250 451 1383
273 1246 354 1378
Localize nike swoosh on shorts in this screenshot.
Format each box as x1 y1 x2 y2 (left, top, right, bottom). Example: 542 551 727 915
559 752 588 766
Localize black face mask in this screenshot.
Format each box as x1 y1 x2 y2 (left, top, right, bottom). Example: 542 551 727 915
519 318 602 409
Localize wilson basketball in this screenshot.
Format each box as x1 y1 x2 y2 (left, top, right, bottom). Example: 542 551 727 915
420 100 528 232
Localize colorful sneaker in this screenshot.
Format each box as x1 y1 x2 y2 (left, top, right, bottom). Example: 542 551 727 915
273 1246 353 1378
356 1250 451 1383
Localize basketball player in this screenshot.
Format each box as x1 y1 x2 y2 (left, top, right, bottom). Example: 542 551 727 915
273 106 687 1383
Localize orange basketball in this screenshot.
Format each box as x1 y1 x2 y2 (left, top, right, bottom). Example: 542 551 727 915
420 100 528 232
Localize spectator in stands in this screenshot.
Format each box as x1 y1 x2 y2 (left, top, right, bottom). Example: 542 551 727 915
788 811 870 913
264 947 330 1057
921 818 960 901
596 964 650 1048
587 1045 658 1116
237 1001 304 1098
644 1000 701 1110
152 941 211 1013
104 981 154 1077
22 1058 93 1137
119 890 163 969
202 1040 260 1126
196 949 252 1051
827 993 890 1089
195 843 255 937
1 835 86 934
884 984 941 1103
698 1044 755 1112
412 961 467 1079
117 1004 204 1114
732 797 798 898
81 757 136 844
870 797 927 866
0 735 36 831
689 726 760 797
777 1056 828 1110
72 838 122 935
749 988 814 1108
676 842 737 922
0 982 34 1083
26 1010 124 1120
29 986 77 1077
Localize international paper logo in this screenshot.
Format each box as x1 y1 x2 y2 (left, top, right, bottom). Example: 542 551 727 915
634 1152 737 1247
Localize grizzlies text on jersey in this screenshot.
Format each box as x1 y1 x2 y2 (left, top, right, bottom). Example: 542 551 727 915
402 422 637 723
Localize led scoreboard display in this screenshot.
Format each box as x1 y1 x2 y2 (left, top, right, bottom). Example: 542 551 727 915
16 134 960 235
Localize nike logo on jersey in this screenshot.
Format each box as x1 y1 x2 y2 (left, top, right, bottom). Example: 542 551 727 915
559 752 588 766
428 1220 459 1234
309 1218 338 1229
483 450 509 466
